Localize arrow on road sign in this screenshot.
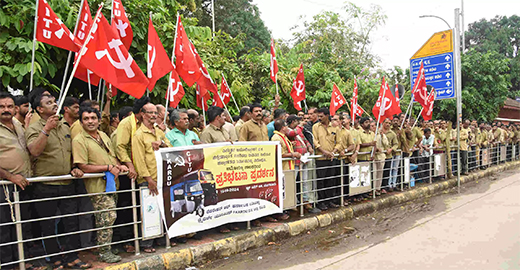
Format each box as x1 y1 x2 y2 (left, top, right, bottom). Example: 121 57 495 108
445 55 451 61
446 81 451 87
446 73 451 78
445 64 450 69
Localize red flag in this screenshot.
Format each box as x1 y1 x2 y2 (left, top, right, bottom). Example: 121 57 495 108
330 84 346 116
270 39 278 83
372 77 401 122
219 75 232 105
147 18 174 91
412 61 428 108
211 83 224 108
35 0 81 52
111 0 132 49
196 83 211 111
351 78 363 122
421 90 436 121
290 64 305 111
72 0 101 86
175 17 202 87
165 68 185 108
79 13 148 98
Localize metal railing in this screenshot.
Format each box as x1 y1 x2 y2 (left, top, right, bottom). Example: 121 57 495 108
1 143 518 269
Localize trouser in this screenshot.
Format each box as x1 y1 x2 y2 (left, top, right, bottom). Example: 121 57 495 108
0 185 16 268
137 182 154 248
112 175 133 244
461 150 468 174
445 147 453 176
33 183 80 263
76 180 94 248
382 159 391 189
420 156 432 181
469 146 476 170
91 194 117 253
451 150 458 174
295 164 315 203
315 160 340 204
389 155 401 188
475 146 480 169
373 160 385 191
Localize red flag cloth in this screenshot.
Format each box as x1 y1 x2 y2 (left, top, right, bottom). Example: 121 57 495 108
372 77 401 122
211 83 224 108
351 78 363 122
219 75 232 105
147 18 174 91
270 39 278 83
421 90 436 121
111 0 132 49
330 84 346 116
79 13 148 98
412 61 428 108
175 17 202 87
196 83 211 110
72 0 101 86
165 68 185 108
35 0 81 52
290 64 306 111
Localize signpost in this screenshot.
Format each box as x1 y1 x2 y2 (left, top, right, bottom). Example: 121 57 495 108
410 29 454 100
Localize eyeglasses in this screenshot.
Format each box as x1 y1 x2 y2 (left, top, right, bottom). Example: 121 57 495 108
143 111 158 115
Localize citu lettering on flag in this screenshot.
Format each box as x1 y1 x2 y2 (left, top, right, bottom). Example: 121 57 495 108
330 83 346 116
35 0 81 52
175 16 202 87
351 78 363 122
270 39 278 83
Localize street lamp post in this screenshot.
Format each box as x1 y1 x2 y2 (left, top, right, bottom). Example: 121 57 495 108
419 15 452 29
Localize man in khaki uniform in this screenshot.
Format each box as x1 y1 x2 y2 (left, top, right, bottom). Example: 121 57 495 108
338 115 357 205
312 108 342 210
73 106 128 263
239 104 268 142
234 106 250 139
132 103 172 252
460 120 470 175
387 117 401 191
200 106 231 143
26 93 90 269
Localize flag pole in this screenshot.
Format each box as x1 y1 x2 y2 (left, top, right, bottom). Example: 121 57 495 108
57 3 104 114
371 80 388 158
146 11 153 98
411 89 435 129
29 0 40 92
58 0 86 102
400 96 413 129
215 86 234 124
303 99 308 112
201 95 206 125
222 73 240 113
87 71 92 99
164 13 180 126
403 60 423 128
275 73 279 96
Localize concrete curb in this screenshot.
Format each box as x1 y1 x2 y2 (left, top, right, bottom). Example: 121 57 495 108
105 161 520 270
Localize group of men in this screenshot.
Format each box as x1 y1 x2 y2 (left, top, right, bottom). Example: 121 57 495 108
1 88 519 268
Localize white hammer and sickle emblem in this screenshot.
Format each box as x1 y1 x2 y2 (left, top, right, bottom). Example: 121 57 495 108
147 45 156 78
95 39 135 78
294 80 304 96
115 19 128 37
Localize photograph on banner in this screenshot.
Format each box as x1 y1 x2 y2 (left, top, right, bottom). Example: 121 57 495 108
155 142 283 238
349 162 371 196
140 187 164 240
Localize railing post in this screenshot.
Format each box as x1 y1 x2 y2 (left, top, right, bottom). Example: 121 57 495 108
371 160 376 199
13 189 25 270
340 159 344 207
429 155 433 184
400 156 404 191
131 180 140 255
299 164 304 217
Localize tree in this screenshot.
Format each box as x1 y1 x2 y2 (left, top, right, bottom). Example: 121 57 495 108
465 15 520 96
189 0 271 53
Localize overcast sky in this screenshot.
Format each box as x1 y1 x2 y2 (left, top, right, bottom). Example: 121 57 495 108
252 0 519 70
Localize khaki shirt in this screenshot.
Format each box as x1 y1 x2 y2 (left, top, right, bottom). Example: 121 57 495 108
271 131 294 171
223 122 238 142
412 127 423 147
480 129 488 147
26 118 72 184
375 133 389 161
338 127 355 154
460 128 470 151
200 124 230 143
494 128 505 143
234 119 246 139
72 130 119 194
239 119 268 142
132 125 172 184
116 113 141 163
434 129 447 149
69 119 83 139
0 120 31 178
12 117 26 131
386 129 400 157
399 129 414 154
358 129 375 161
312 122 341 160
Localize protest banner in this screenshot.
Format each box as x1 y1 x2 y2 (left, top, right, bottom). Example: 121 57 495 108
155 141 284 238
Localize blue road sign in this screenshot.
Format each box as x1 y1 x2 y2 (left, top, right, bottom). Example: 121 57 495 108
410 52 454 100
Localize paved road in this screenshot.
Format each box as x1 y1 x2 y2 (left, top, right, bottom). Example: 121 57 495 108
282 170 520 270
